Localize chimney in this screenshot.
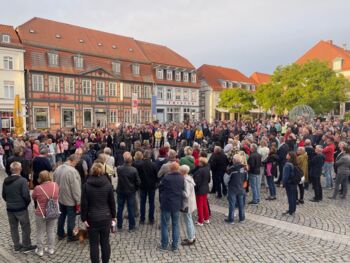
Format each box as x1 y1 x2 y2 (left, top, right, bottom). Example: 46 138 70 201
326 40 333 44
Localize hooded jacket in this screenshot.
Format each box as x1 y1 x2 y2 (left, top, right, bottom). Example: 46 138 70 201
225 164 246 195
2 175 31 212
81 175 116 224
182 175 197 214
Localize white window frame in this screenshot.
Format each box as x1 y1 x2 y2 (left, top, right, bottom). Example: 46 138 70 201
157 87 163 100
4 81 14 99
3 56 13 70
144 110 151 122
82 79 91 95
2 34 10 43
133 84 142 98
64 78 75 94
83 108 93 127
32 74 44 92
183 90 189 101
48 52 59 66
175 88 181 100
48 75 60 92
183 72 189 82
175 71 181 82
112 61 121 74
144 85 152 99
166 88 172 100
123 84 131 97
166 70 173 80
132 64 140 75
228 82 233 88
156 69 164 79
74 55 84 69
96 81 105 97
109 109 117 124
124 109 131 123
109 82 117 96
61 108 75 128
191 73 197 83
191 90 197 102
33 106 50 129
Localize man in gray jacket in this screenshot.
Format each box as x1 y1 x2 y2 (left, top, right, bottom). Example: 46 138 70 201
54 154 81 242
331 143 350 199
2 162 36 252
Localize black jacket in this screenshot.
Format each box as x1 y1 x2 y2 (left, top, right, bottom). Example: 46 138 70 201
159 171 184 213
226 164 245 195
5 156 31 181
209 152 228 175
265 153 279 177
2 175 31 212
114 148 126 167
133 160 158 191
248 152 262 175
193 165 211 195
81 175 116 224
116 164 141 194
277 143 289 164
310 154 325 178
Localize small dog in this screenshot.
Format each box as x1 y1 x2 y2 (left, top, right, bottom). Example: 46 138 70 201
73 227 88 243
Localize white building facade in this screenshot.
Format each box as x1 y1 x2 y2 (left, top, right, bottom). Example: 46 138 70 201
0 25 26 132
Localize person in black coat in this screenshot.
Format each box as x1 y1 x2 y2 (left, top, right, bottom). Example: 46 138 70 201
132 150 158 224
32 148 52 186
81 162 116 263
5 147 30 181
208 146 228 198
309 145 325 202
276 137 289 186
114 142 127 167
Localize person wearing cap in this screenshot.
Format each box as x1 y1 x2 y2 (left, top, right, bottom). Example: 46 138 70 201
32 148 52 187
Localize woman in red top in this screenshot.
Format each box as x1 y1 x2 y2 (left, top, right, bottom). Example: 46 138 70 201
32 171 60 257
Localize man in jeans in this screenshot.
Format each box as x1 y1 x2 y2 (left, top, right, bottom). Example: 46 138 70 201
322 136 335 189
159 162 184 251
54 154 81 242
2 162 36 252
248 144 262 204
116 152 140 231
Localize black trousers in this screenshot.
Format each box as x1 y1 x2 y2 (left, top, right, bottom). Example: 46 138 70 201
311 176 322 200
212 172 227 197
277 162 285 184
297 183 304 201
88 222 111 263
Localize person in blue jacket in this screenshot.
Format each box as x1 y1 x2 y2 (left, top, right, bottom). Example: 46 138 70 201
282 151 298 216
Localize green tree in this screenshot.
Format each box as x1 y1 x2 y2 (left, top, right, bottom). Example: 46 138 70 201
255 60 350 114
218 88 255 114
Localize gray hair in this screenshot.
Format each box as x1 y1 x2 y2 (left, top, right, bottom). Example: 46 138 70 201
179 165 190 175
250 144 258 152
103 147 112 155
168 149 177 161
10 162 22 173
214 146 222 153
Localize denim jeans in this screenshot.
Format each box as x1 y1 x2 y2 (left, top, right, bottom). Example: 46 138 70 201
35 215 56 251
249 173 261 203
160 210 180 250
140 190 155 223
117 192 135 230
227 192 245 222
7 210 32 250
57 203 76 240
323 162 333 188
266 175 276 197
285 184 297 214
182 212 195 241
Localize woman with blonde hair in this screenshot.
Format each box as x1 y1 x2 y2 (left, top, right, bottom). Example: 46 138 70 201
32 170 60 256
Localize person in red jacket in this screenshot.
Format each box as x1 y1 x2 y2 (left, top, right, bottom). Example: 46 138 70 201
322 136 335 189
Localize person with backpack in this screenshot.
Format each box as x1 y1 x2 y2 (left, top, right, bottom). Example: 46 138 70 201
282 152 299 216
32 170 60 256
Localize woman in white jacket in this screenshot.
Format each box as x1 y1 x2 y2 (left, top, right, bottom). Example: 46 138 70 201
179 165 197 246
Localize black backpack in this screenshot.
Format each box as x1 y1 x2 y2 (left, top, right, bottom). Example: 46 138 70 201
292 165 303 185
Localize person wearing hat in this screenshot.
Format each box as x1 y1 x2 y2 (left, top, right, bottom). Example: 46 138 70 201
32 148 52 187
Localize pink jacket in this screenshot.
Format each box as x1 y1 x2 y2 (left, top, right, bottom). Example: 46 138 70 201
32 182 60 217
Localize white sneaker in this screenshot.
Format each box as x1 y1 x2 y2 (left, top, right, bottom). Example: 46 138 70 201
195 222 203 226
204 220 210 224
44 247 55 255
35 248 43 257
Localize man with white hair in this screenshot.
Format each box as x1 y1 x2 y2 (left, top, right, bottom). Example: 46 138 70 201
157 149 178 180
2 162 36 252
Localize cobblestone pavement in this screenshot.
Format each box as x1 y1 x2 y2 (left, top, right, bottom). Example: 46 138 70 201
1 171 350 263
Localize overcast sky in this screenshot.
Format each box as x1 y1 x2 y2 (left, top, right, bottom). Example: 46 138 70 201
2 0 350 75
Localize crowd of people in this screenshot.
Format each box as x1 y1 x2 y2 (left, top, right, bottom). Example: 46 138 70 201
1 117 350 262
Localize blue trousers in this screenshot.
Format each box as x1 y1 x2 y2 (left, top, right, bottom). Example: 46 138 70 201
160 210 180 250
117 193 135 230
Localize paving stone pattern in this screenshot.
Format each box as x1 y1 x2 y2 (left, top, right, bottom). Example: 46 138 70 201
0 171 350 263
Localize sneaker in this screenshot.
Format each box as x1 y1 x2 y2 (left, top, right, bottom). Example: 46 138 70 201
14 245 23 252
195 222 203 226
44 247 55 255
157 245 168 252
35 248 43 257
20 245 37 253
204 220 210 224
224 219 234 225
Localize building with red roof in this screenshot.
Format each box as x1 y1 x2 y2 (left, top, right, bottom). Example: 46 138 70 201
249 72 271 86
0 25 26 132
197 64 256 121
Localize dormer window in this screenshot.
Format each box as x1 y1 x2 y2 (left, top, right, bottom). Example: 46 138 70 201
175 71 181 82
333 57 343 71
112 61 121 74
2 34 10 43
191 73 196 83
156 68 164 79
132 64 140 75
48 52 59 67
166 70 173 80
228 82 233 88
222 81 227 88
74 55 84 69
183 72 189 82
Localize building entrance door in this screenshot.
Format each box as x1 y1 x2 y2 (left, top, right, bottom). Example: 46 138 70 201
95 112 107 128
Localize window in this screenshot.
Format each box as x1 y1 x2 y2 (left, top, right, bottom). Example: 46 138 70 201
157 87 163 100
133 85 142 98
109 82 117 96
64 78 75 94
74 55 84 69
96 81 105 96
144 110 151 122
132 64 140 75
166 70 173 80
156 69 164 79
222 81 227 88
166 88 172 100
82 79 91 95
228 82 233 88
123 84 131 97
183 72 189 82
191 90 197 102
251 85 256 91
175 71 181 82
175 88 181 100
62 108 75 127
32 74 44 91
191 73 196 83
83 109 92 127
48 52 59 66
124 110 131 123
345 102 350 112
135 109 142 123
34 108 49 128
112 61 121 73
4 81 14 99
3 56 13 70
144 85 152 99
49 76 60 92
110 110 117 124
2 34 10 43
183 90 189 101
